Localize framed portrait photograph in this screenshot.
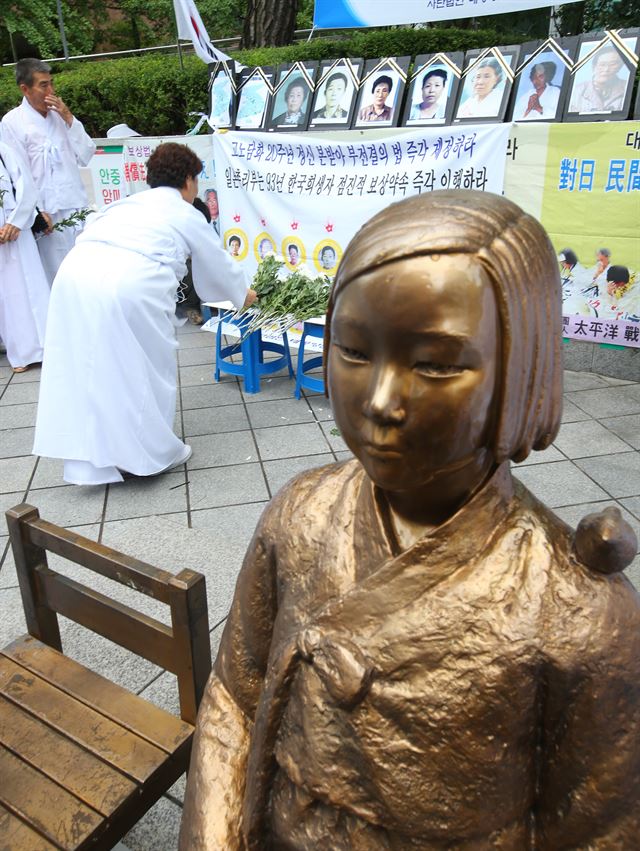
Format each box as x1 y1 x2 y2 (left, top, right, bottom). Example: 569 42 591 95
307 58 363 131
402 52 463 127
564 29 640 122
453 46 520 125
352 57 409 128
267 61 318 132
235 67 274 131
508 37 578 122
208 61 237 129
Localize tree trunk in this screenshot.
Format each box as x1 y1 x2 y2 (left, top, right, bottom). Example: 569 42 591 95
242 0 298 48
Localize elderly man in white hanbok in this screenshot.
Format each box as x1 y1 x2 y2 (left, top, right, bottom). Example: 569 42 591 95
1 58 95 285
34 143 254 486
0 140 50 371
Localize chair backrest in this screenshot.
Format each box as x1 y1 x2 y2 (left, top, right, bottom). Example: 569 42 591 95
5 503 211 725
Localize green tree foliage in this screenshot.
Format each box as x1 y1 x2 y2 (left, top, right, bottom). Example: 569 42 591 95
556 0 640 35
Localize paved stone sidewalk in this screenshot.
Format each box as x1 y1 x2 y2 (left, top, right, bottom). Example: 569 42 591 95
1 322 639 849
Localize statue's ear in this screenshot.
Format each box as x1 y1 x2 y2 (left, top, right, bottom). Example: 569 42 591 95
573 506 637 575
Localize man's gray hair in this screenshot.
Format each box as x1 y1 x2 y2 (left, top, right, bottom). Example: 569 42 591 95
597 247 611 258
16 58 51 88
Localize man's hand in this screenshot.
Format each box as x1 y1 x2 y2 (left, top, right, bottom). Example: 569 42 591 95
44 94 73 127
243 288 258 308
0 223 20 243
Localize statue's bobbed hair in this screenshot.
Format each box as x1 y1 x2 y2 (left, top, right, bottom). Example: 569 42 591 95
325 190 563 464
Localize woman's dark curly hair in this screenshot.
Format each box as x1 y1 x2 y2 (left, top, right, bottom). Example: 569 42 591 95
146 142 202 189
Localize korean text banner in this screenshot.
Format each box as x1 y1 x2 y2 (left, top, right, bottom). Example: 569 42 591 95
504 121 640 349
213 124 510 279
313 0 581 29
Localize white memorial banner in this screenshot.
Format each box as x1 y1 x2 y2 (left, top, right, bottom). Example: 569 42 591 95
213 124 510 279
313 0 581 29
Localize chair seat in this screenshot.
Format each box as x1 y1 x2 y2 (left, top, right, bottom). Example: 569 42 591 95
0 635 194 851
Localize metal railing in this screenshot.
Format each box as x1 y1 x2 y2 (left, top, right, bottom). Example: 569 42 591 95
1 29 317 67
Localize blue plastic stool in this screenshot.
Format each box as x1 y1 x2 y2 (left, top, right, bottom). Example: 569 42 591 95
215 310 293 394
294 321 325 399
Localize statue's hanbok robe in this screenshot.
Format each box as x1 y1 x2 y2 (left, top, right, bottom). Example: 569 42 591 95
183 458 640 850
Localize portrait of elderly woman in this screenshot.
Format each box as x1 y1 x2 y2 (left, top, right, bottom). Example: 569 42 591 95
513 57 562 121
356 73 395 124
271 76 310 127
408 67 449 122
180 191 640 850
456 56 507 119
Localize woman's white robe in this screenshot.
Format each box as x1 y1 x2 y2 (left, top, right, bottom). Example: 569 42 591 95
33 186 249 485
0 142 50 369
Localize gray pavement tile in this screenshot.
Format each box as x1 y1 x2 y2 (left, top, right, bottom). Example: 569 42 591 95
598 414 640 449
246 397 315 429
565 384 640 419
560 398 592 424
0 402 38 430
574 453 640 499
8 365 42 383
335 450 355 463
178 344 215 367
189 503 268 621
138 670 181 717
177 328 218 349
600 374 636 386
242 375 295 403
183 403 249 437
30 456 66 489
0 456 37 494
304 394 334 421
552 420 633 460
179 363 216 387
0 491 29 527
254 422 331 461
513 461 608 507
263 454 334 496
188 463 269 511
553 500 640 553
562 371 611 393
513 445 565 467
320 421 349 454
189 501 267 553
0 426 35 459
105 472 188 521
621 496 640 522
626 553 640 591
0 381 41 405
180 379 242 410
123 794 182 851
0 367 12 382
188 430 257 469
22 483 106 526
0 586 28 646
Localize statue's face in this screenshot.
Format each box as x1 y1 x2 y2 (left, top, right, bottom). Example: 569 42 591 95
328 254 500 494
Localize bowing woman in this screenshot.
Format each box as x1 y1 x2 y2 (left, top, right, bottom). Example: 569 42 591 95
0 139 50 373
181 191 640 849
34 143 256 485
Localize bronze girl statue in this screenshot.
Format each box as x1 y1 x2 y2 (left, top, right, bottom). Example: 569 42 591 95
181 191 639 850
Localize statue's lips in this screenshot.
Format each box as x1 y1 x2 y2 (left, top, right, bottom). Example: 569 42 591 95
364 443 403 458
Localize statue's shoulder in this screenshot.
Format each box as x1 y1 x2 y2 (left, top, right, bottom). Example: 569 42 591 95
259 457 363 532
